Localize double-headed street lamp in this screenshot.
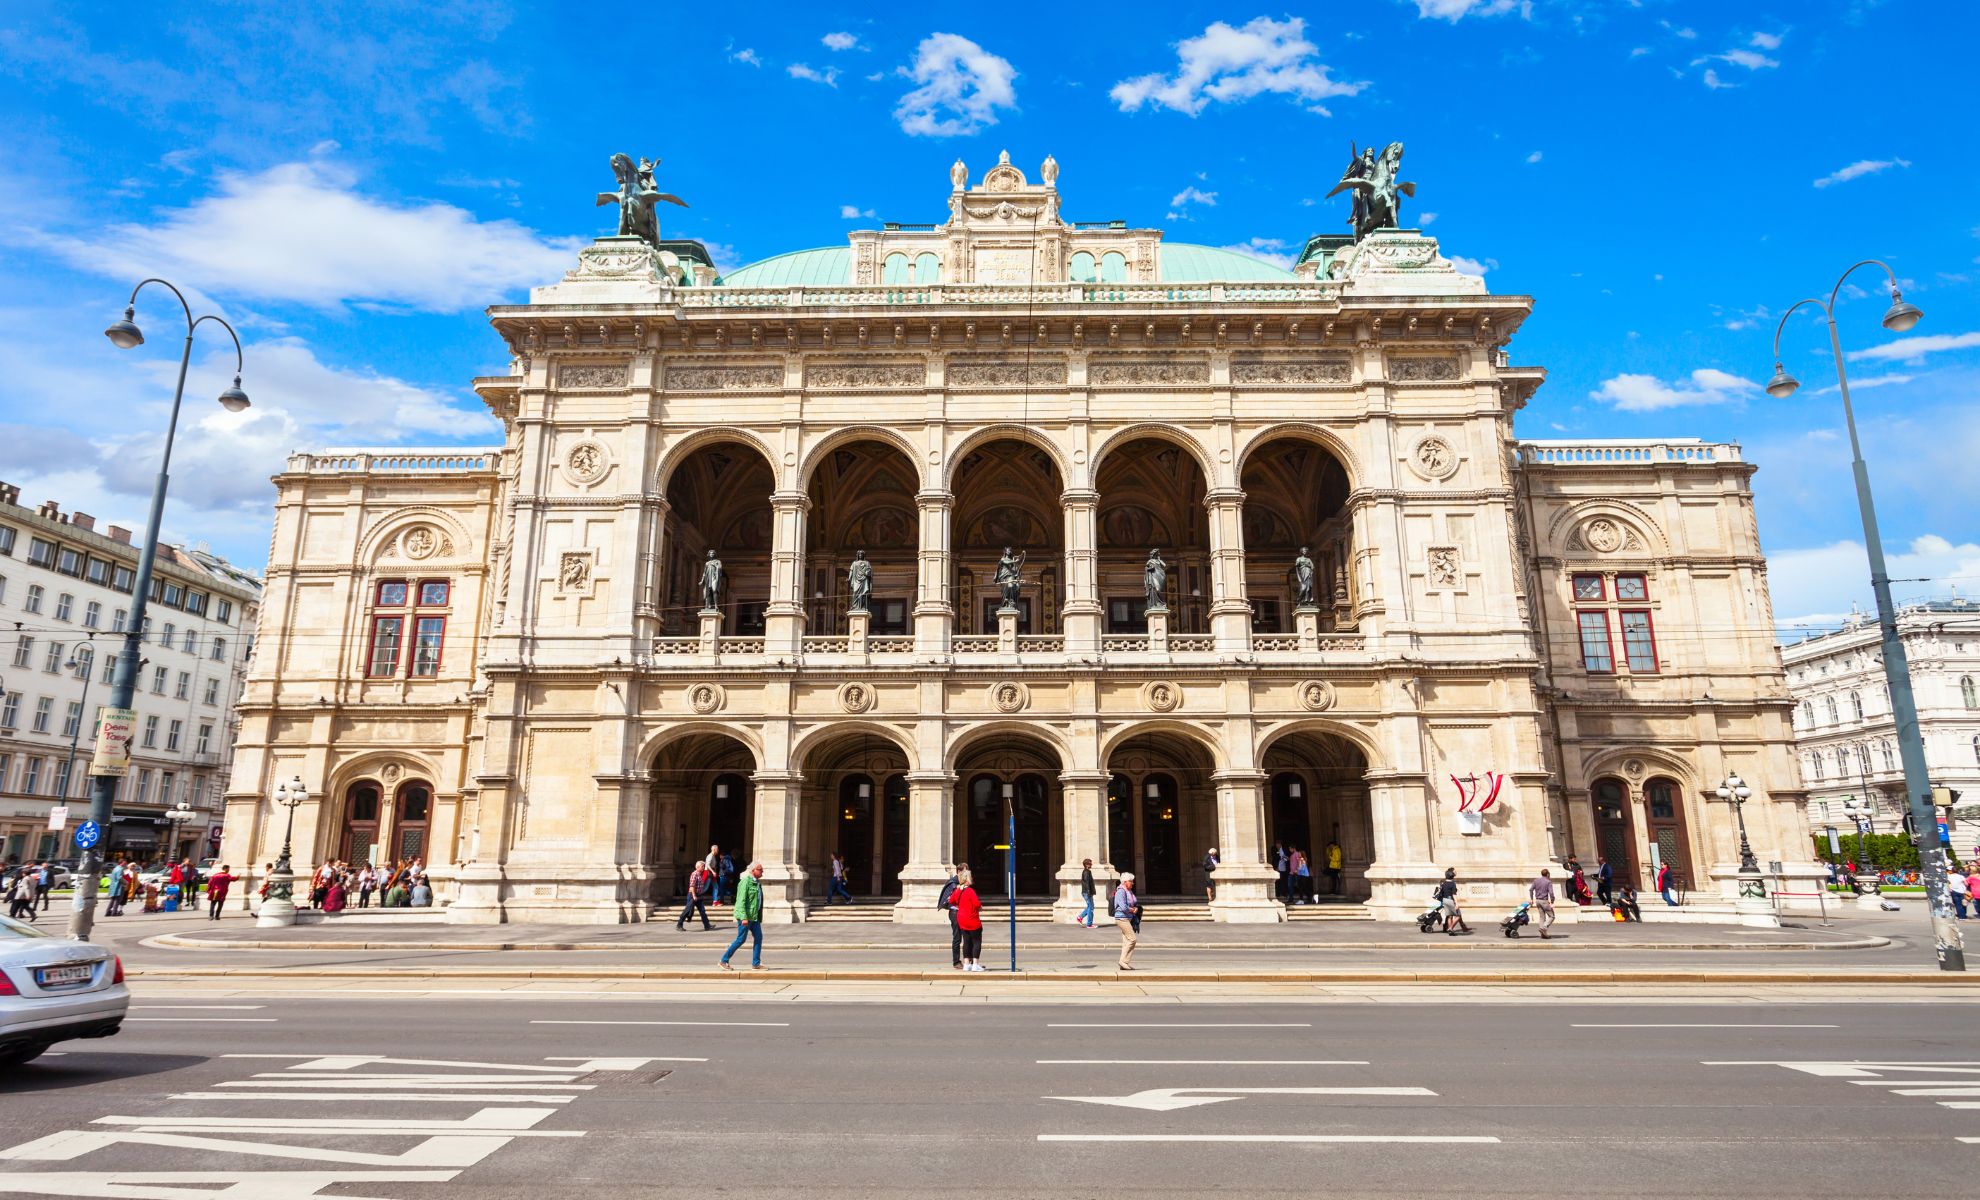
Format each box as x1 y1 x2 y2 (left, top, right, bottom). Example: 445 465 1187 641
1767 260 1963 971
1715 774 1760 875
255 776 309 928
67 279 249 942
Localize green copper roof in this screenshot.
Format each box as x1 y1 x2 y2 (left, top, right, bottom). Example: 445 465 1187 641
719 247 849 288
1158 243 1297 282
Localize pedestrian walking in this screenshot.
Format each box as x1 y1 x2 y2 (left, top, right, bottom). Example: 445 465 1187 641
1656 862 1677 906
1528 868 1556 939
719 861 766 971
7 866 37 921
827 852 852 905
677 859 715 929
1273 842 1290 901
206 865 235 920
1324 838 1344 897
1435 867 1472 934
1202 847 1219 902
953 869 985 971
1596 856 1614 906
1112 872 1140 969
939 864 966 969
37 861 55 913
1077 858 1097 928
1966 869 1980 919
106 861 127 917
1949 865 1969 919
1292 848 1313 904
718 851 737 906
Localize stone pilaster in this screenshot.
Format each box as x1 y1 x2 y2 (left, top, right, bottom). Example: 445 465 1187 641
750 770 809 923
1209 770 1284 922
1061 488 1101 652
765 491 809 655
893 771 956 924
914 490 953 654
1205 488 1252 651
1053 771 1110 920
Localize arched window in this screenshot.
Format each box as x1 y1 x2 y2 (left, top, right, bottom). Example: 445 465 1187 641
1825 696 1838 724
1850 691 1863 721
1857 744 1872 774
1973 735 1979 767
882 253 910 285
1099 251 1128 283
1963 676 1977 709
914 252 941 284
1880 741 1895 771
1068 251 1096 283
1811 751 1825 780
1799 700 1813 727
391 781 432 862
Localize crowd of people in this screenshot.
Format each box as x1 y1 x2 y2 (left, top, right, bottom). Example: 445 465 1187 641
4 856 235 920
291 859 434 912
1270 840 1346 903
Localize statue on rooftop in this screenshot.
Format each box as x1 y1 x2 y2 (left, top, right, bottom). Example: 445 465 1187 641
1144 549 1169 613
847 550 873 614
1327 141 1417 241
994 546 1026 611
597 153 688 249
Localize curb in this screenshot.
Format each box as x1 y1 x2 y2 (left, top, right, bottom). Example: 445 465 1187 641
127 965 1976 985
146 934 1892 954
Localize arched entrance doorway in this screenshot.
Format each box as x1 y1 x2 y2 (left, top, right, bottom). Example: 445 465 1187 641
952 733 1063 897
389 780 432 864
804 440 920 636
1592 777 1638 886
340 782 381 864
1240 435 1355 633
1643 775 1695 890
796 729 911 899
647 731 758 905
1096 438 1210 634
1106 730 1217 896
951 438 1065 634
1260 728 1373 901
663 441 775 636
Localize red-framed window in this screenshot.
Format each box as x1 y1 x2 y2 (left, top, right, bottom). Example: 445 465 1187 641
1571 573 1605 602
365 578 449 678
1615 573 1649 602
1577 611 1615 673
1619 610 1658 673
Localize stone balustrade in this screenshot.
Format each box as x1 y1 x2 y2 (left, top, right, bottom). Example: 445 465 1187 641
675 279 1344 310
293 449 501 474
1517 439 1742 466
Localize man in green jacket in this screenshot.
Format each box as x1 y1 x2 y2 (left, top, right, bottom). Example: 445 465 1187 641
719 861 766 970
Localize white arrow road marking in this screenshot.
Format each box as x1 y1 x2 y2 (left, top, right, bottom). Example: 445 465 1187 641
170 1092 581 1104
1040 1134 1499 1144
0 1169 459 1197
222 1054 657 1073
1046 1087 1435 1112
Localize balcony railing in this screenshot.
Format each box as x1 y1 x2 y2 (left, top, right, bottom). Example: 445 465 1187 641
641 630 1368 661
294 449 501 474
676 280 1344 310
1516 439 1741 466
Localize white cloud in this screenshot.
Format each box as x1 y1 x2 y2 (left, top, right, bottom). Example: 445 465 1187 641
26 159 579 312
1721 303 1772 331
1448 254 1496 277
822 32 860 51
730 47 762 67
1417 210 1439 226
1813 158 1911 188
1413 0 1521 19
1811 372 1914 395
1524 150 1543 164
1170 185 1218 208
1219 237 1297 268
787 63 840 86
894 33 1017 137
1590 367 1759 411
1697 47 1779 70
1750 31 1784 50
839 204 876 219
1629 45 1651 58
1771 535 1980 627
1661 21 1697 39
1110 17 1363 116
1848 331 1980 363
1701 68 1734 90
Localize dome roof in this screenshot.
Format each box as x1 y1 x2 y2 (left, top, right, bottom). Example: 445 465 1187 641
719 247 849 288
1158 243 1296 282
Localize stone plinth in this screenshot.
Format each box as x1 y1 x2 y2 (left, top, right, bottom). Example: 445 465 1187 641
1146 607 1170 653
997 606 1019 654
847 609 870 655
699 609 722 655
1294 606 1322 651
1208 862 1286 923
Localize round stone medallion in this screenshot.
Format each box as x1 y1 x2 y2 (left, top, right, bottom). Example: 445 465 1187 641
565 441 609 485
990 681 1028 713
687 683 725 714
1141 680 1182 713
1298 679 1337 712
838 681 876 714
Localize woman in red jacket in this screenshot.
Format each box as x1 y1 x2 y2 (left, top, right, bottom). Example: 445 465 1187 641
953 868 984 973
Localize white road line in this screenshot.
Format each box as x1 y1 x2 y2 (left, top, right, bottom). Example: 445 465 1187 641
123 1021 277 1029
170 1092 580 1103
1037 1059 1367 1066
1573 1024 1837 1029
530 1019 788 1027
1046 1023 1313 1028
131 1005 267 1010
215 1080 597 1091
1040 1134 1500 1144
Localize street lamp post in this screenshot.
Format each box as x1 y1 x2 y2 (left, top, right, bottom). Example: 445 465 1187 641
1769 260 1962 969
1715 774 1773 925
68 280 250 942
1841 797 1882 910
256 776 308 928
161 801 197 898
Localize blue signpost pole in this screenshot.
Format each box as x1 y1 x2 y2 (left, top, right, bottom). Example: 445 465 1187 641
1007 805 1017 974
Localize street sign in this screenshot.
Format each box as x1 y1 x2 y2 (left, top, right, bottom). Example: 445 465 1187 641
46 805 69 831
72 820 100 850
1825 826 1841 856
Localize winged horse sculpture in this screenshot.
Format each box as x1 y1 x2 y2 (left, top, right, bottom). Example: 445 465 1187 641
597 153 688 249
1326 141 1417 241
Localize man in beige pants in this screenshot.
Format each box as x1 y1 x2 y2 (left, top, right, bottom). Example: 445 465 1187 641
1112 872 1140 970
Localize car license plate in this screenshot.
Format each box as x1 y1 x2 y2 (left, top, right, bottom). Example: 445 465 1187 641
35 963 93 987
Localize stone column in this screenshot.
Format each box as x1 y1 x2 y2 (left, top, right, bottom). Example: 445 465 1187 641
913 490 953 654
893 770 956 924
648 781 683 907
1204 488 1251 651
1361 771 1438 921
1208 770 1283 921
635 495 669 651
765 491 810 655
1054 770 1110 920
750 769 809 923
1061 488 1101 652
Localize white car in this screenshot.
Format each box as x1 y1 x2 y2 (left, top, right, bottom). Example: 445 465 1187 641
0 913 128 1066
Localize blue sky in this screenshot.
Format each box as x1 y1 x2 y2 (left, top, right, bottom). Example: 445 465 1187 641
1 0 1973 630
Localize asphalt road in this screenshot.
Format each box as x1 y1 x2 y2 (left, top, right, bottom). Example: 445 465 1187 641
5 993 1978 1197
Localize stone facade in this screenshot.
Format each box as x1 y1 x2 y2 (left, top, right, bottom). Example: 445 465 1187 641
221 157 1819 923
1783 601 1980 849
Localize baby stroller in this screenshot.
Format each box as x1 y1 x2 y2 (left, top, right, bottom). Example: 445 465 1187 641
1416 896 1446 933
1500 901 1531 938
